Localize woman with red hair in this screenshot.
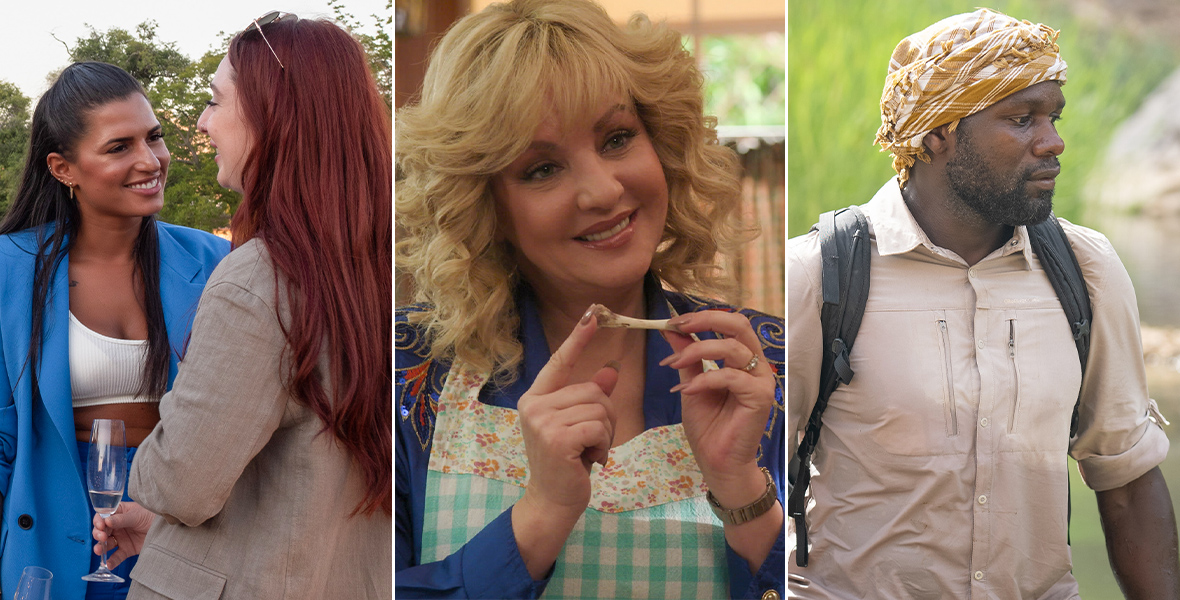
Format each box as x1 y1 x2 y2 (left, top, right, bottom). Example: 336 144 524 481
91 13 392 599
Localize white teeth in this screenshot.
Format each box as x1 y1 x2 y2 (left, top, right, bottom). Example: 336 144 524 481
127 177 159 190
579 215 631 242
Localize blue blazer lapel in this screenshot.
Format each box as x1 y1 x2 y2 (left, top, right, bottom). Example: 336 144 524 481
156 224 210 386
38 252 82 479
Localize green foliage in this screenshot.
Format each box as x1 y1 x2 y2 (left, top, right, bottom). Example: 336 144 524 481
699 34 785 126
68 21 190 87
787 0 1180 237
0 80 31 216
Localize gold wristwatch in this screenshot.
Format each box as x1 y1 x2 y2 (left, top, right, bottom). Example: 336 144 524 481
706 467 778 525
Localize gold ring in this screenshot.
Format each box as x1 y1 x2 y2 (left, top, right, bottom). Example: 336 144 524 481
741 354 759 373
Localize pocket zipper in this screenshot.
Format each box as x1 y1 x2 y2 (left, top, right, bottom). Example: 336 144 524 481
937 319 958 436
1008 319 1021 433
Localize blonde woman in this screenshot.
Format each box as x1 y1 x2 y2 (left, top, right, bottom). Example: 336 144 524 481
395 1 784 598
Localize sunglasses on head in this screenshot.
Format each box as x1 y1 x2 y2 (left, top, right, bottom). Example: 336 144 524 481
250 11 293 70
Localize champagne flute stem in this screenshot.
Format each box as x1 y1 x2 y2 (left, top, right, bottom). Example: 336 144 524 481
99 534 108 571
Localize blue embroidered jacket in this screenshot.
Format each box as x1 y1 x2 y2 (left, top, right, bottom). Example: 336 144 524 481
395 279 785 599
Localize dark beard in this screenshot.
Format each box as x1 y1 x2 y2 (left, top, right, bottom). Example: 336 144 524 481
945 127 1058 226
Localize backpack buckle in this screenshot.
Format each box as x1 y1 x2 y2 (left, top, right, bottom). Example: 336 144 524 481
830 338 854 385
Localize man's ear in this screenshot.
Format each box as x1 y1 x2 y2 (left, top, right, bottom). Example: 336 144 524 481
924 124 955 157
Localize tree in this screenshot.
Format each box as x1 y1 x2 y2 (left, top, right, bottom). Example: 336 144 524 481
0 80 31 216
68 21 190 87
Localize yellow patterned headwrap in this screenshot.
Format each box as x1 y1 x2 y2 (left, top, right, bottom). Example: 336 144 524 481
875 8 1067 186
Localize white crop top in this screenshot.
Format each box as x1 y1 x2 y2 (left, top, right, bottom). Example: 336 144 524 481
69 312 153 408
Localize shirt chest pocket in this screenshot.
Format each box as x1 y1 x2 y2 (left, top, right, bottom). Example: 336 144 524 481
1000 309 1081 449
828 309 968 457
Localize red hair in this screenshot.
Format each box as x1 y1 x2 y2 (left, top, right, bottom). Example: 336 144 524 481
228 17 392 515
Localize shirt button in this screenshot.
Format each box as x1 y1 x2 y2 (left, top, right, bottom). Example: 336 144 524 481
980 417 989 427
974 570 984 581
976 339 985 349
17 514 33 530
761 591 780 600
978 495 988 504
968 269 977 279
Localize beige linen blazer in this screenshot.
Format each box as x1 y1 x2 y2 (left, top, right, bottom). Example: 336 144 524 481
127 239 391 600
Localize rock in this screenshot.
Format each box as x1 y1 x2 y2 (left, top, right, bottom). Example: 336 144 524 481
1090 67 1180 216
1142 325 1180 367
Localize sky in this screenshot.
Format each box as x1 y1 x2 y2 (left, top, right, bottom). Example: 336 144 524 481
1 0 389 101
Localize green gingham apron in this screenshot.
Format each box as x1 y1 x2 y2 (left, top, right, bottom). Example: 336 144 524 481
422 360 728 599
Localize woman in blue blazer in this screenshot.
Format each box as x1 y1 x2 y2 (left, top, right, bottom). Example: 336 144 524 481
0 62 229 600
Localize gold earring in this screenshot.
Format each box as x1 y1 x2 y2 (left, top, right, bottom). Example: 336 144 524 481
69 186 74 200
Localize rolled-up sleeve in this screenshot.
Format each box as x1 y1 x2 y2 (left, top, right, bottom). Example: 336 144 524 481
1066 222 1169 491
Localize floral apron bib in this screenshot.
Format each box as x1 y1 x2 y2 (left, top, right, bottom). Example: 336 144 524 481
421 360 728 599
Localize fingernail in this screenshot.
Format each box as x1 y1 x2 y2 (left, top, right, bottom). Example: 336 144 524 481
668 315 691 327
581 306 595 325
604 360 621 372
670 382 689 393
659 353 678 367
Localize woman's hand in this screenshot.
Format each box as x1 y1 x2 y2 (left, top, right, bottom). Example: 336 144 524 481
512 308 618 579
92 501 155 568
661 310 776 502
662 309 782 571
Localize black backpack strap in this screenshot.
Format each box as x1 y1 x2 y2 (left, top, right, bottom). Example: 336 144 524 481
1026 213 1092 437
1026 213 1092 548
789 205 871 567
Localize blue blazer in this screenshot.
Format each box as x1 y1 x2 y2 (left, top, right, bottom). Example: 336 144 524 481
0 221 230 599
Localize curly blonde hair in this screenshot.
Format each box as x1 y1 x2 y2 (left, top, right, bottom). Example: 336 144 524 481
396 0 751 380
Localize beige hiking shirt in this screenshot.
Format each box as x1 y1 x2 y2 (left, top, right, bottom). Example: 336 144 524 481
787 179 1169 599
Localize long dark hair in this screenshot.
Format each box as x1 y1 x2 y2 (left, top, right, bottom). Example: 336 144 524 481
0 62 170 403
228 18 392 516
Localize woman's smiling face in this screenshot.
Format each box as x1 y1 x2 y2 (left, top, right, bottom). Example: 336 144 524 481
197 57 253 194
491 98 669 298
50 93 169 224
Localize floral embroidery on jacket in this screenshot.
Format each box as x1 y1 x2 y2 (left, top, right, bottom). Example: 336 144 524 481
396 306 450 451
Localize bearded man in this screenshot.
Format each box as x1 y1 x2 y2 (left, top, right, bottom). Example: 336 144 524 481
787 9 1179 599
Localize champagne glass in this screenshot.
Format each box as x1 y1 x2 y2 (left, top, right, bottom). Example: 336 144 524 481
81 419 127 583
13 566 51 600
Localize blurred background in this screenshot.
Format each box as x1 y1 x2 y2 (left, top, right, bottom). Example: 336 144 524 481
395 0 785 316
790 0 1180 596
